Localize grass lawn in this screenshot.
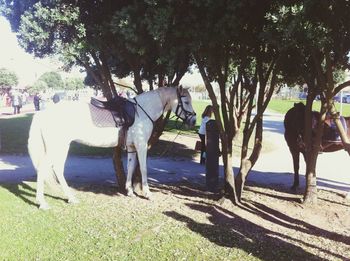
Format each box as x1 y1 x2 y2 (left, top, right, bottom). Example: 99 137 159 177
0 182 256 260
1 180 347 260
268 98 350 115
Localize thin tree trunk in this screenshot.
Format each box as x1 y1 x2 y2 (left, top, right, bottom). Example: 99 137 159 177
222 135 238 204
236 118 263 201
303 154 318 204
303 98 326 204
195 53 238 204
112 146 126 193
329 104 350 155
133 67 143 94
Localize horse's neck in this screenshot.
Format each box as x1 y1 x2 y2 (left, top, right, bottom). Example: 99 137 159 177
157 87 177 110
136 87 177 121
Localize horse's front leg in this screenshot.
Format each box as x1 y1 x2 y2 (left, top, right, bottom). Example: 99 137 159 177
137 146 152 200
52 145 79 204
291 148 300 191
125 151 137 197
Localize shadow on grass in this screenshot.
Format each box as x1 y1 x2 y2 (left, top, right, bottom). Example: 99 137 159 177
164 200 349 260
164 204 323 260
0 182 66 208
146 177 350 260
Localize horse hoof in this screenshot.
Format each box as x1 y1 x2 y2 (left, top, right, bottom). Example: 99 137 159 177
68 198 80 204
127 190 136 197
39 203 50 210
143 191 153 200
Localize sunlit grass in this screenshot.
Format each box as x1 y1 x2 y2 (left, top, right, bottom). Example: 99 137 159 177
268 98 350 115
0 182 258 261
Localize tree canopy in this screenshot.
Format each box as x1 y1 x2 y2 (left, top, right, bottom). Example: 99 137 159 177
0 67 18 88
0 0 194 98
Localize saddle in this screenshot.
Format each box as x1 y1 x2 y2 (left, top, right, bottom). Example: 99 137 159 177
90 96 136 129
322 116 347 142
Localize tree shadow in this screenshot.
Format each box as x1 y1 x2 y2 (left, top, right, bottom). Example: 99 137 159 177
0 182 66 208
164 202 344 260
240 200 350 246
246 167 350 195
244 183 302 202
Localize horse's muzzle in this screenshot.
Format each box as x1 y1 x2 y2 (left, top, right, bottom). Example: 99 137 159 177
186 115 196 127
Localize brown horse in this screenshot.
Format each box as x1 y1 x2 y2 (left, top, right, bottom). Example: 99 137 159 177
284 102 350 190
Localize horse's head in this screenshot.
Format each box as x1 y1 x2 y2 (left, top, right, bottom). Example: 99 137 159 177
173 86 197 127
284 102 306 138
293 102 306 113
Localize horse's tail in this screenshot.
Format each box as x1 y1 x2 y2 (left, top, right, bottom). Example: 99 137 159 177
28 112 60 192
28 112 46 172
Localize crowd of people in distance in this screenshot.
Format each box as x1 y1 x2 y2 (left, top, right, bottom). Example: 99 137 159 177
0 87 134 116
1 89 29 114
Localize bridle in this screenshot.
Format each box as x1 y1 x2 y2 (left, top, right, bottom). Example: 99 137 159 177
132 88 196 127
174 89 196 123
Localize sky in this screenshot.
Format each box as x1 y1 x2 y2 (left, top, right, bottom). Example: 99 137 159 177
0 16 63 86
0 15 203 88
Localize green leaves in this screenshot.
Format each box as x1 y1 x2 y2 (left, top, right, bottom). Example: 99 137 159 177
16 2 84 59
0 68 18 88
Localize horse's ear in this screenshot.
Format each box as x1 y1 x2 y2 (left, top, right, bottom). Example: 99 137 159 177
178 85 189 94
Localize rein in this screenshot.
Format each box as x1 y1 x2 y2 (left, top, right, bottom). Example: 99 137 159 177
133 97 155 127
159 122 187 157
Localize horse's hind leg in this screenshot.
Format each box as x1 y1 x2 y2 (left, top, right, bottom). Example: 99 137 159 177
36 159 51 210
51 145 79 204
137 147 152 199
125 151 137 197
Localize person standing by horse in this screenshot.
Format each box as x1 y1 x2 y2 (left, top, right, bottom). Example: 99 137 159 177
198 105 213 164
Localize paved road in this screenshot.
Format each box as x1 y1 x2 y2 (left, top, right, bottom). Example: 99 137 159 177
0 110 349 196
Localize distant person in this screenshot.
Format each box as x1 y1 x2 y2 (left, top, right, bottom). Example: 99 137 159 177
4 92 11 107
11 91 22 114
198 105 213 164
52 93 60 104
33 93 41 111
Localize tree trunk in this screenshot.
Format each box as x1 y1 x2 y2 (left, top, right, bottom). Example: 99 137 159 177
235 158 251 201
195 54 238 204
222 136 238 204
329 104 350 155
112 146 126 193
303 154 318 204
236 117 263 201
133 67 143 94
132 162 143 195
302 97 326 204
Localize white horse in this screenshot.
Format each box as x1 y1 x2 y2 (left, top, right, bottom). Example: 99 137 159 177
28 86 196 209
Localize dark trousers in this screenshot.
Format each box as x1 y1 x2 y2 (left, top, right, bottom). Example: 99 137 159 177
199 134 206 164
13 106 21 114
